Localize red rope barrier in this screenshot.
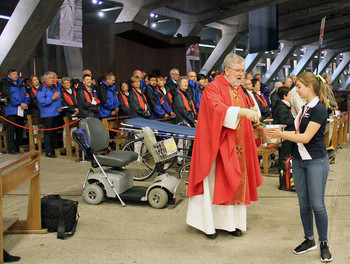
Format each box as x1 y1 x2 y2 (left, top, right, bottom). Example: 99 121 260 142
257 142 280 149
0 115 79 131
106 127 131 134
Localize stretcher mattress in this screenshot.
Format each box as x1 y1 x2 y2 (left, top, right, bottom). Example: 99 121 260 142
123 118 196 138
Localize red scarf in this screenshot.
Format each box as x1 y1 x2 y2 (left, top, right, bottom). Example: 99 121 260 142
156 86 165 104
31 86 38 97
121 92 129 108
84 89 100 104
256 93 268 107
63 89 77 106
244 92 254 108
132 88 148 110
178 90 196 115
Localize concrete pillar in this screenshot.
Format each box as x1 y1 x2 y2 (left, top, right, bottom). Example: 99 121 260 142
331 52 350 87
199 30 243 75
0 0 64 78
175 21 203 37
115 0 175 25
314 50 337 75
245 52 264 73
291 45 319 76
262 43 296 86
63 47 83 78
342 75 350 90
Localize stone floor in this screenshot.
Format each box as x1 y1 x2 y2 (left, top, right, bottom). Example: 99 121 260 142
1 144 349 264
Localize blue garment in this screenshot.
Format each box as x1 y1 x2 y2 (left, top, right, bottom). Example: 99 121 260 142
260 82 271 107
98 80 120 118
140 80 147 91
292 154 329 242
37 84 62 118
4 78 31 116
146 85 172 119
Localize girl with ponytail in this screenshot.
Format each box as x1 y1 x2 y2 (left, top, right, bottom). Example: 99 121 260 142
266 72 333 262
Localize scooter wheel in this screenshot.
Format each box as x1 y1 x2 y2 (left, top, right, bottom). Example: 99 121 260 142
84 184 105 205
148 188 168 209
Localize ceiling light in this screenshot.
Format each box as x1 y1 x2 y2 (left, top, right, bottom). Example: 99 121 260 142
98 11 104 17
98 1 102 5
151 22 156 28
0 15 10 20
92 0 97 4
150 13 155 18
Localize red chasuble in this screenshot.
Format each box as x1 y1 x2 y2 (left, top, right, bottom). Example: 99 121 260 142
187 74 263 205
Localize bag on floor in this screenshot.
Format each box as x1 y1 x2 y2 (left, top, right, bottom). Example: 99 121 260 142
41 195 79 239
327 146 335 164
279 156 295 192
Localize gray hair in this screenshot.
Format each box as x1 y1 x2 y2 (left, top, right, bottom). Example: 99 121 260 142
170 68 179 75
43 71 55 79
62 77 70 83
178 76 188 84
223 53 245 69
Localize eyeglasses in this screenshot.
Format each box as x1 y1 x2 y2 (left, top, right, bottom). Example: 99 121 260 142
227 67 245 74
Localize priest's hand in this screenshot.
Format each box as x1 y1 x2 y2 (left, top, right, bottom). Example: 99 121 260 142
239 108 259 124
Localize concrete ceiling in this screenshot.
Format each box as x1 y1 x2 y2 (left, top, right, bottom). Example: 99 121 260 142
0 0 349 53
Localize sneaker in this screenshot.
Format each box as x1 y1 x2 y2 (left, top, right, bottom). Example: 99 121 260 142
320 241 333 262
293 238 317 254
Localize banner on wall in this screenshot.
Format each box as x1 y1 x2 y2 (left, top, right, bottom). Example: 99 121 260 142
186 44 200 61
46 0 82 48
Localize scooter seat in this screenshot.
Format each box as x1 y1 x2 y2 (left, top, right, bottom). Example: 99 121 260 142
96 150 138 167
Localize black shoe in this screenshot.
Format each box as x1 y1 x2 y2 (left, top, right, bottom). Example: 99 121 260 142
320 241 333 262
229 229 243 237
3 249 21 262
205 233 217 239
293 238 317 254
46 153 57 158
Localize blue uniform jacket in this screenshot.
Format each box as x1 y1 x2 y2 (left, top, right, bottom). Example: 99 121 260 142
4 78 31 116
98 80 120 118
37 84 62 118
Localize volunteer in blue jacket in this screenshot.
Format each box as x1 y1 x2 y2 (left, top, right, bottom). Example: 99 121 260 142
266 72 332 262
97 72 120 118
37 71 63 158
1 69 30 154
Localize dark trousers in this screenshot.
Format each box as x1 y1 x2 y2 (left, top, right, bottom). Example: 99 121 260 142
43 116 61 154
6 115 24 152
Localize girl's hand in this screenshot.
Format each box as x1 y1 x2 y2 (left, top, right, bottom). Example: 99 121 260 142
265 128 282 139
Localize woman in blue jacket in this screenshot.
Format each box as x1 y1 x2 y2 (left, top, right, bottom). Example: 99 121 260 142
1 69 30 154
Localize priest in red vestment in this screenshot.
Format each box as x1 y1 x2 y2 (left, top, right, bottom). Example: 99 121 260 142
186 53 263 239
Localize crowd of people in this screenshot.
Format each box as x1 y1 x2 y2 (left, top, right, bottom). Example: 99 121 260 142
0 53 338 262
0 66 338 159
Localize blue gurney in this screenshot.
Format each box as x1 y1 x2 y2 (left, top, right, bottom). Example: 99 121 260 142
122 118 196 139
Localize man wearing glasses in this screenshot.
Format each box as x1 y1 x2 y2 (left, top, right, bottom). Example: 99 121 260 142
186 53 263 239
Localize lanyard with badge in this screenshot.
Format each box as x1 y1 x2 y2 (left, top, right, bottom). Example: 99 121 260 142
296 106 310 133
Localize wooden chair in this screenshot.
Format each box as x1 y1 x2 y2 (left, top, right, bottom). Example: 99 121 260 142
254 128 281 176
27 115 44 153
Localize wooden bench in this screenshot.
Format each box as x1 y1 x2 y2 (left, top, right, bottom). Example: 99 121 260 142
27 115 44 153
336 112 348 150
55 116 79 157
0 118 7 153
254 127 281 177
102 116 132 150
0 151 47 263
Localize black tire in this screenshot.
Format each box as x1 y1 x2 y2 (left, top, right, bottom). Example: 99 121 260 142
178 162 191 184
84 184 105 205
148 188 168 209
121 139 156 181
